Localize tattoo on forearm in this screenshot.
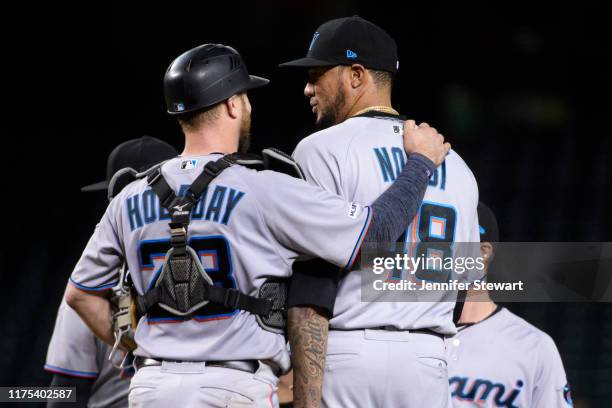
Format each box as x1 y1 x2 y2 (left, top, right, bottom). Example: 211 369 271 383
288 306 329 408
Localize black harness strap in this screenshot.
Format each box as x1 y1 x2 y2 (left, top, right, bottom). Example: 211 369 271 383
136 284 272 317
146 169 175 210
146 155 234 212
147 156 235 254
186 157 233 201
138 154 275 318
206 286 273 316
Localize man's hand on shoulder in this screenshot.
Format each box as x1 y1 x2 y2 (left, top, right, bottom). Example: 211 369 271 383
403 120 451 167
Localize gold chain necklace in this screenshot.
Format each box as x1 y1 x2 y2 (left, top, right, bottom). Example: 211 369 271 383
352 105 399 117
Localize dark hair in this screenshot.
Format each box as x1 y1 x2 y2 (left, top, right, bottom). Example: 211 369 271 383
370 69 394 89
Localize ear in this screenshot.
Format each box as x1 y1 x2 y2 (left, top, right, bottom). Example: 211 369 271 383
480 242 494 263
225 95 240 119
347 64 367 89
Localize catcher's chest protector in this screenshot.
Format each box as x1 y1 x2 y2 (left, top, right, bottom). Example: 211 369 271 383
135 152 297 329
156 246 214 316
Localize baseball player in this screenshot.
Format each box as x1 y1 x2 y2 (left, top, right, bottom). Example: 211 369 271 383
44 136 178 408
279 16 480 407
64 44 450 408
447 202 573 408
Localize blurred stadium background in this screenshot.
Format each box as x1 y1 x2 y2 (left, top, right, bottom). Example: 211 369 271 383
2 1 610 406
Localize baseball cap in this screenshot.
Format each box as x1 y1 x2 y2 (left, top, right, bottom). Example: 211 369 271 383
279 16 399 74
477 202 500 243
81 136 178 192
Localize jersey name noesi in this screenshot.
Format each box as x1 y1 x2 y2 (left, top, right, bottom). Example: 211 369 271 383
125 184 245 231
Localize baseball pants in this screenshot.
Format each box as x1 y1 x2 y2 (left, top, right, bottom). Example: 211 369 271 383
322 329 452 408
128 361 279 408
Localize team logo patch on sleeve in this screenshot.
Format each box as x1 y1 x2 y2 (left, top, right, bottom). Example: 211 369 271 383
180 159 197 170
348 202 361 219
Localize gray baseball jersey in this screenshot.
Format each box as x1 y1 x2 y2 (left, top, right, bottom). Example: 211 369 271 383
45 299 130 408
446 307 572 408
69 154 373 373
293 113 480 335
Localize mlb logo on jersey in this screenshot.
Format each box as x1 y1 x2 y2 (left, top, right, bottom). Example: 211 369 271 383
180 159 197 170
347 202 361 219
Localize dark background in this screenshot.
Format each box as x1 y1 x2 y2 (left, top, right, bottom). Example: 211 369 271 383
2 1 610 406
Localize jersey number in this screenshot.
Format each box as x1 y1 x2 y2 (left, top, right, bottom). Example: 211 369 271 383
391 202 457 282
413 202 457 282
139 235 237 322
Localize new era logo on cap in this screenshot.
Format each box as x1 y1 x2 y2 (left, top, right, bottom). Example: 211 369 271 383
346 49 358 59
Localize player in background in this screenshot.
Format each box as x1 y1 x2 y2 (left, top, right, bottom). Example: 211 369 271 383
45 136 178 408
279 16 480 408
447 202 573 408
64 44 450 408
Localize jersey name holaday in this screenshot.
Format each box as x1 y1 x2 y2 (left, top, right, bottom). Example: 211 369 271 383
449 376 524 408
125 184 245 231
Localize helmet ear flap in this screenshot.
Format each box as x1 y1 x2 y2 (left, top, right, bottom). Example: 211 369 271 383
163 43 269 115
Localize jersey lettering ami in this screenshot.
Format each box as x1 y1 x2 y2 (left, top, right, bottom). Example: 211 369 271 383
446 307 572 408
292 112 480 335
69 155 374 373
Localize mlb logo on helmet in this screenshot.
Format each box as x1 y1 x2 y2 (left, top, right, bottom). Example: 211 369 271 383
175 103 185 112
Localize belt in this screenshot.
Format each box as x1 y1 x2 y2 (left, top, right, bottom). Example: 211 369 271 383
133 356 259 373
332 327 445 340
408 328 445 340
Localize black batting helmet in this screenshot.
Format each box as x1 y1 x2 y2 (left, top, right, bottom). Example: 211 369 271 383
164 44 269 115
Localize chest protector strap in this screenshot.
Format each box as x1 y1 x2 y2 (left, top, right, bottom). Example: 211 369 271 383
135 154 273 318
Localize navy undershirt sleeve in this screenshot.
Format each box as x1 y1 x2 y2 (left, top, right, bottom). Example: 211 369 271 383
365 153 435 242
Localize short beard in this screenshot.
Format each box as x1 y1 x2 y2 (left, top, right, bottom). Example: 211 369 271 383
238 110 251 153
315 85 346 130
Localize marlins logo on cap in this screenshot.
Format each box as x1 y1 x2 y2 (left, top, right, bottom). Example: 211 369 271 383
309 32 320 50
